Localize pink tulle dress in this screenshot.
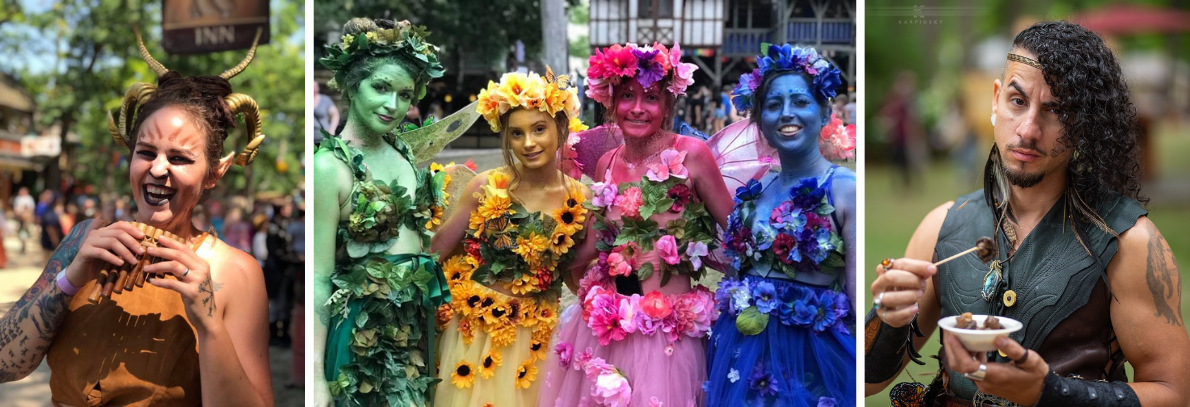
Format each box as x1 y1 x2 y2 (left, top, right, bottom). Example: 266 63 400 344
538 144 719 407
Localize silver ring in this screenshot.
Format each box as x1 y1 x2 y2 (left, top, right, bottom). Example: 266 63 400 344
882 310 889 321
874 292 885 309
963 363 988 381
182 268 190 278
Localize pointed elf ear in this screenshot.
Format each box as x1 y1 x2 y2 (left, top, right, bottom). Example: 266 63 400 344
205 152 236 190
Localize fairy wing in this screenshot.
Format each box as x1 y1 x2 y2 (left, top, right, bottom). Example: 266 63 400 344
705 119 779 193
400 101 482 164
438 163 478 228
564 124 624 180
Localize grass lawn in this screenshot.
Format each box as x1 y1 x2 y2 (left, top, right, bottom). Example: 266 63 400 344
863 131 1190 405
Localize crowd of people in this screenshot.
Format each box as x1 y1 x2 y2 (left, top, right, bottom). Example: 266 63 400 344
677 84 856 136
312 17 856 407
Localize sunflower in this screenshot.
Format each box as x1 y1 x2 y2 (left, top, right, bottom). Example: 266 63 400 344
505 273 539 296
548 229 576 256
513 233 548 268
468 210 488 237
483 299 512 328
536 303 559 328
480 350 503 379
491 322 518 347
529 339 547 361
505 299 523 326
436 304 454 330
458 285 482 317
425 205 444 230
515 359 539 389
452 360 476 388
443 255 475 288
518 300 540 328
551 204 586 235
459 317 476 345
477 194 513 222
532 324 554 343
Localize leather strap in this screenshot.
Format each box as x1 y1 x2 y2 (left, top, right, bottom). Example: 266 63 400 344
864 307 925 383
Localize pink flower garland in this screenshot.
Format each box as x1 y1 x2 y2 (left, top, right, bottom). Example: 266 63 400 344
585 43 699 106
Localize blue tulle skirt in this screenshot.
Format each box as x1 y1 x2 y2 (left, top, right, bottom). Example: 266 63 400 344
705 275 855 406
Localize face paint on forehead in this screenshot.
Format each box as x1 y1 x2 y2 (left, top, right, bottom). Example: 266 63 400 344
766 87 812 98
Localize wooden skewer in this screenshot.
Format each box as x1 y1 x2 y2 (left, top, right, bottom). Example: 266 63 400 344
933 236 995 267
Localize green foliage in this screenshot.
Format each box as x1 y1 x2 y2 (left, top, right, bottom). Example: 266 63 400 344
0 0 305 195
313 0 587 69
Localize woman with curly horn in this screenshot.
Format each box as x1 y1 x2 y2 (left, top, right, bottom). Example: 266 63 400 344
0 29 273 406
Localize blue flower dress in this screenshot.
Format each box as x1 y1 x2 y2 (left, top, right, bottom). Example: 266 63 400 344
705 166 855 407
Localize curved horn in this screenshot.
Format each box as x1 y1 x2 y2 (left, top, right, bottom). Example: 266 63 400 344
135 28 169 77
107 110 126 149
220 28 263 80
225 93 265 166
111 82 157 149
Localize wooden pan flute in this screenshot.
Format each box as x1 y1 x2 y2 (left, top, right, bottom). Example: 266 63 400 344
86 222 204 303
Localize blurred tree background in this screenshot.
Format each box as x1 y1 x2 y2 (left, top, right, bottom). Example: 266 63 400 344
0 0 305 198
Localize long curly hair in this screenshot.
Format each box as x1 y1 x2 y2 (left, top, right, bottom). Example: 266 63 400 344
1012 21 1145 205
984 21 1144 301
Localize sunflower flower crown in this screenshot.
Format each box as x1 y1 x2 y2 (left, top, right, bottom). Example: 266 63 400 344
319 20 445 97
731 43 843 113
584 42 698 106
477 67 588 134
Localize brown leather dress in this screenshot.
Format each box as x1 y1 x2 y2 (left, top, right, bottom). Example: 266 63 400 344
46 236 211 406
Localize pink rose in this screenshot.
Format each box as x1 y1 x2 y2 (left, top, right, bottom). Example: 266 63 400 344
618 295 641 334
645 149 689 182
667 44 697 96
615 187 643 218
607 253 631 277
592 174 619 208
585 76 615 106
640 291 673 320
588 291 627 345
591 369 632 407
655 235 680 265
555 342 575 369
574 347 595 371
582 356 615 381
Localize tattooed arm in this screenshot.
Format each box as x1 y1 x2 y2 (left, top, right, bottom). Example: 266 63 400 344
0 220 93 382
1109 216 1190 406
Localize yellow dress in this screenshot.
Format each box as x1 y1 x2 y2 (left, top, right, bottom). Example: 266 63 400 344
434 170 587 406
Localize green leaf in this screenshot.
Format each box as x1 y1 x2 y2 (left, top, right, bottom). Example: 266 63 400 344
735 306 769 335
356 310 369 328
816 202 835 216
637 262 654 281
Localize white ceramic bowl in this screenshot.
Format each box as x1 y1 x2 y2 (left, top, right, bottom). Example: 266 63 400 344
937 314 1023 352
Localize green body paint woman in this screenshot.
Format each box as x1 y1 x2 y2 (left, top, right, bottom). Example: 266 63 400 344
311 17 450 407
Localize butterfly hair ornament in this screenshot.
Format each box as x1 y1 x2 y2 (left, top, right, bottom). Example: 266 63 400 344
476 66 588 134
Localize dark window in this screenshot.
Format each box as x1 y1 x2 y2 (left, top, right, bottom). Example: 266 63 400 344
639 0 674 18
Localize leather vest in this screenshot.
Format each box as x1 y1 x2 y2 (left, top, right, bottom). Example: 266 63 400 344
933 189 1146 400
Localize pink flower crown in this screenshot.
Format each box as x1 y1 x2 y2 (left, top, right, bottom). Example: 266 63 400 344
584 42 698 106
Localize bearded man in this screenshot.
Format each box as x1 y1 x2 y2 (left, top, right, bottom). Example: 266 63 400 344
864 21 1190 407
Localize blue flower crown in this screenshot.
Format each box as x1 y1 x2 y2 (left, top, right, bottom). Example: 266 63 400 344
731 43 843 113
